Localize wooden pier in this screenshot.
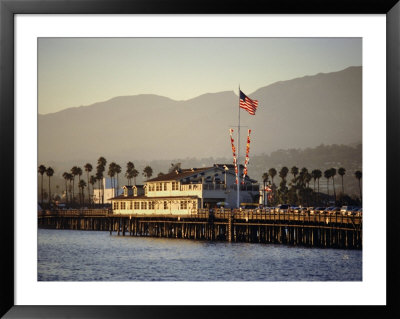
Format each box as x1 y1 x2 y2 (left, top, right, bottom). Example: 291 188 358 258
38 209 362 249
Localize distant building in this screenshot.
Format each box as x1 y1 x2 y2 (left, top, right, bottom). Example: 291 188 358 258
110 164 260 215
93 177 123 204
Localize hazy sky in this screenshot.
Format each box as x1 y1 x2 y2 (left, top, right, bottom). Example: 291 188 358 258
38 38 361 115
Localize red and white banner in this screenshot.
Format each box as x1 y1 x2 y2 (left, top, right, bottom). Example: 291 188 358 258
242 129 251 183
229 128 239 184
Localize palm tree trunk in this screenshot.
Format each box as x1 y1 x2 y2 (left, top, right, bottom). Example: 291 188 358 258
70 181 73 203
332 177 336 204
341 176 344 194
64 180 68 204
87 172 90 206
41 175 44 206
263 180 266 207
78 176 81 206
326 178 329 205
48 176 51 205
116 173 119 197
97 179 101 206
101 178 104 205
72 178 75 203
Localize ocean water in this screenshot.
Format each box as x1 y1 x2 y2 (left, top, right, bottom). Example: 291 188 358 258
38 228 362 281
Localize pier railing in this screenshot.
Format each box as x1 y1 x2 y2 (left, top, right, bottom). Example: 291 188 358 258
38 208 361 226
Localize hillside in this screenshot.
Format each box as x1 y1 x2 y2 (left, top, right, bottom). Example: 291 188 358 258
38 66 362 165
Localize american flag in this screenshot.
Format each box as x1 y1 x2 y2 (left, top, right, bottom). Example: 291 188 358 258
239 90 258 115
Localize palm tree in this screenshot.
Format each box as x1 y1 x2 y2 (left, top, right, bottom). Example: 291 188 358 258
67 173 74 203
304 172 312 188
338 167 346 194
268 168 277 204
71 166 80 203
89 175 97 206
132 168 139 185
62 172 69 204
262 172 269 207
95 172 103 205
108 162 116 194
97 157 107 205
311 170 318 193
76 167 83 204
279 167 289 182
268 168 277 185
290 166 299 182
125 162 135 186
355 170 362 203
46 167 54 205
78 180 87 206
114 164 121 196
84 163 93 205
143 166 153 179
330 168 337 204
324 169 331 204
38 165 46 206
314 169 322 205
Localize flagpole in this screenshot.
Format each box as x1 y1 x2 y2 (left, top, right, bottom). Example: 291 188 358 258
237 85 240 209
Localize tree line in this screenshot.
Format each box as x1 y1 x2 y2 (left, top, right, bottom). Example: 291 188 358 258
38 157 154 208
261 166 362 207
38 159 362 209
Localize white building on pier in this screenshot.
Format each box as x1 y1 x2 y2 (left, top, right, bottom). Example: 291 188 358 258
110 164 260 215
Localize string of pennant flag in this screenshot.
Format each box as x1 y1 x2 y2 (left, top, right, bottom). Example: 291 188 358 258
242 129 251 184
229 128 239 184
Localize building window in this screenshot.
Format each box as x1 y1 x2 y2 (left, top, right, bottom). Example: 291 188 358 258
129 201 133 209
164 201 168 209
172 182 178 191
134 202 139 209
164 183 167 191
149 184 154 192
193 201 197 209
180 200 187 209
156 183 162 191
121 202 126 210
141 202 147 210
149 201 155 209
113 202 118 210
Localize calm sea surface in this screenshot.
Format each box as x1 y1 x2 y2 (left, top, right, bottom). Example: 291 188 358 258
38 229 362 281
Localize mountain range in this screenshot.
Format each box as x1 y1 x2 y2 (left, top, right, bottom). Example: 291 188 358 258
38 66 362 165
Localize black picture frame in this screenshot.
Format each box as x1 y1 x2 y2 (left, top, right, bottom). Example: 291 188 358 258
1 0 399 318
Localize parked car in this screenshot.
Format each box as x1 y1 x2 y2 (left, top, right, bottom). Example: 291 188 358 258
326 207 341 215
294 207 307 214
277 204 290 213
340 206 355 215
310 207 325 215
347 207 361 216
324 206 335 212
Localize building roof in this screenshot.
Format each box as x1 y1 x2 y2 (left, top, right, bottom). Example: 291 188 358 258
214 164 244 169
146 167 214 182
109 195 198 200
